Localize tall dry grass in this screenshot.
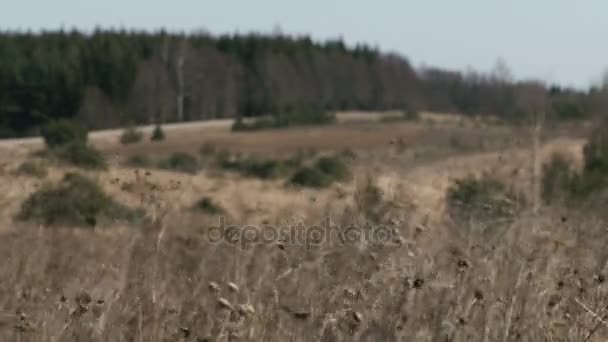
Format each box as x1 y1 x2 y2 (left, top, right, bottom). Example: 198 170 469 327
0 119 601 341
2 179 608 341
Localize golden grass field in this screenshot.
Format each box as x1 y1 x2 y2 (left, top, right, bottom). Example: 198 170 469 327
0 112 604 341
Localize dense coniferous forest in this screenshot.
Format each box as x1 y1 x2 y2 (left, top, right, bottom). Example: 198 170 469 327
0 29 601 137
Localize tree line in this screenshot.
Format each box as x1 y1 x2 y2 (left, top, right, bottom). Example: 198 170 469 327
0 29 602 137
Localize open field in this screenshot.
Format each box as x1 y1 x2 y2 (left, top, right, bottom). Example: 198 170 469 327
0 113 605 341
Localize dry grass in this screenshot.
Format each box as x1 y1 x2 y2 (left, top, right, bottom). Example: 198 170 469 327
0 115 601 341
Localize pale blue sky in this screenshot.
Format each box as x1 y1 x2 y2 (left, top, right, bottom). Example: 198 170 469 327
2 0 606 88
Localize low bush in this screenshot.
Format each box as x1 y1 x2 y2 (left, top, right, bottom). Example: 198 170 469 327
289 167 333 188
354 174 386 222
315 156 352 182
232 104 335 132
447 175 523 222
380 110 420 123
194 196 224 215
53 142 107 170
16 160 48 178
41 119 87 148
19 173 137 226
125 154 153 168
220 157 295 179
289 155 352 188
151 124 165 141
120 126 144 144
158 152 200 174
232 117 276 132
547 120 608 202
542 154 576 204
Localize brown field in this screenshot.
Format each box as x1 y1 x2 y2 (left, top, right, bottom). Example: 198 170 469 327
0 113 605 341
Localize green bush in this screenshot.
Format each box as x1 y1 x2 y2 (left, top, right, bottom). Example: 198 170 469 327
288 155 352 188
53 142 107 170
41 119 87 148
556 119 608 201
19 173 137 226
158 152 199 174
381 110 420 123
16 160 48 178
219 156 297 179
447 175 523 222
289 167 332 188
151 124 165 141
232 117 276 132
120 126 144 144
194 197 224 215
542 154 576 204
354 175 386 223
583 121 608 173
232 104 335 132
125 154 152 168
315 156 351 182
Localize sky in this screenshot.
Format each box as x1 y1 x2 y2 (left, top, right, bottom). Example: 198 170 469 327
2 0 607 89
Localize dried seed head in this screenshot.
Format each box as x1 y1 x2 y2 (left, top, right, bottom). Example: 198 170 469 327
238 303 255 317
208 282 220 292
217 298 232 310
352 311 363 323
344 288 357 298
227 282 239 293
594 274 605 284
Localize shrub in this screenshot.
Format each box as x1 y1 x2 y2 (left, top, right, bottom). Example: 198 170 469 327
219 155 299 179
241 160 283 179
583 120 608 173
558 119 608 201
232 117 276 132
447 175 523 222
53 142 107 170
41 119 87 148
232 104 335 132
158 152 199 174
151 124 165 141
273 103 335 127
381 110 420 123
16 160 48 178
315 156 351 182
126 154 152 168
289 167 332 188
194 196 224 215
542 154 576 204
120 126 144 144
354 174 385 222
19 173 136 226
288 156 351 188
